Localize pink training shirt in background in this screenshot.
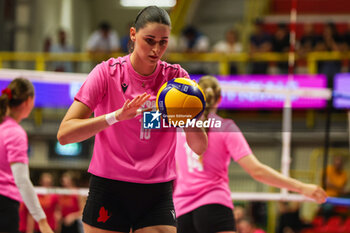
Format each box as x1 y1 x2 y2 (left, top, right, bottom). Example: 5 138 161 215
75 54 188 184
173 113 252 217
0 116 29 202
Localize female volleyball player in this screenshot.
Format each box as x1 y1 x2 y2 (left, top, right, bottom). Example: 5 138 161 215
0 78 54 233
57 6 207 233
173 75 328 233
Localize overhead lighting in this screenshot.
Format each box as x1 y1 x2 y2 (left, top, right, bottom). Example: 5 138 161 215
120 0 176 8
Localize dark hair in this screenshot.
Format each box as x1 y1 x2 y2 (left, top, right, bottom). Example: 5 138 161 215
134 6 171 31
99 21 111 31
198 76 221 127
129 6 171 52
0 78 34 123
183 26 198 36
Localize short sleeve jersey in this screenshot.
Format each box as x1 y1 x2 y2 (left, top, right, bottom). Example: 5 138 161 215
0 116 29 202
75 54 188 183
173 113 252 217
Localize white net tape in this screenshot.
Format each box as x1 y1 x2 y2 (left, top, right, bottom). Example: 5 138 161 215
35 187 312 201
34 187 89 196
0 68 86 83
35 188 311 201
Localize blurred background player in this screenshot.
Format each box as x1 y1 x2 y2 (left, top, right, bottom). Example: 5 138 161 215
315 22 342 85
271 23 290 74
249 19 273 74
212 28 243 74
276 202 307 233
21 172 60 233
58 171 84 233
49 29 75 72
322 155 348 197
86 21 121 54
0 78 54 233
177 25 210 74
173 75 327 233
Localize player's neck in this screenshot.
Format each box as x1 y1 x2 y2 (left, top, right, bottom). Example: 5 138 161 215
8 111 23 123
130 53 157 76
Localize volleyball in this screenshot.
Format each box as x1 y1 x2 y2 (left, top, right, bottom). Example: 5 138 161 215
156 77 206 125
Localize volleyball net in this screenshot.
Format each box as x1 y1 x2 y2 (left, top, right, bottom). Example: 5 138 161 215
32 186 350 206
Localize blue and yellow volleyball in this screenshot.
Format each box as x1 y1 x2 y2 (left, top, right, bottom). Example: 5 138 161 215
156 77 206 125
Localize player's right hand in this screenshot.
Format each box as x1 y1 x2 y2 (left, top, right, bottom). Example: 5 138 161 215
116 92 151 121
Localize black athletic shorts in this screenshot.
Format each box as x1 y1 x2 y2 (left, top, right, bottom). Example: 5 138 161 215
177 204 236 233
0 194 20 233
82 175 176 232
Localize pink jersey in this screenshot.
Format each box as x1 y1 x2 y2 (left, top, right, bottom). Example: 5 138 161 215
75 54 188 183
0 116 29 202
173 113 252 217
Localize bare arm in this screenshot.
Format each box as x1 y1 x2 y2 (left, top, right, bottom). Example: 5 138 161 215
57 93 150 145
237 154 327 204
183 127 208 155
26 213 34 233
57 101 109 145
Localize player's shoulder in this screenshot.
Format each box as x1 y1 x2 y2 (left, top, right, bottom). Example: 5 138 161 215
210 113 240 132
159 60 188 78
0 118 26 139
159 60 181 70
102 56 128 76
9 122 26 137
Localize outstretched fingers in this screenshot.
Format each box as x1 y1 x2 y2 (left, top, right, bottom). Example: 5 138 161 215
123 93 151 111
126 95 141 108
123 99 131 109
129 93 150 108
134 93 150 105
139 93 151 105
